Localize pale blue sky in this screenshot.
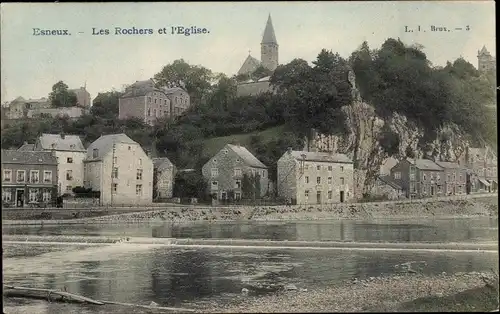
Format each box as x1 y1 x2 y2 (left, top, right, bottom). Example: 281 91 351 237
0 1 495 103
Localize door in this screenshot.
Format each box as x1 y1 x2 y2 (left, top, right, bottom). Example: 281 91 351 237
340 191 345 203
316 191 321 204
16 189 24 207
431 186 435 196
220 192 227 200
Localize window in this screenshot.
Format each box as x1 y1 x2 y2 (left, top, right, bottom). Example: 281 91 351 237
305 164 310 170
305 176 309 183
66 186 72 192
113 156 117 164
30 170 39 184
251 169 256 176
136 184 143 195
42 190 51 201
411 182 416 192
3 170 12 182
236 158 240 163
453 173 456 181
154 99 157 104
213 159 217 163
211 181 218 189
262 170 266 177
137 169 143 180
410 173 415 180
328 177 332 184
305 190 309 198
2 189 12 202
234 168 242 177
139 158 142 166
328 190 332 199
164 99 167 104
92 148 98 158
148 97 152 102
223 149 228 155
447 174 451 182
328 166 333 171
340 166 344 172
67 157 73 163
128 146 131 150
43 171 52 183
29 189 38 202
112 183 118 194
211 168 218 177
394 172 401 180
436 174 441 182
112 167 118 179
16 170 26 183
316 177 321 184
316 165 321 171
235 179 241 189
66 170 73 180
423 174 427 181
147 109 151 116
235 192 241 200
340 177 345 185
437 185 441 193
459 174 463 182
422 185 426 193
153 109 157 116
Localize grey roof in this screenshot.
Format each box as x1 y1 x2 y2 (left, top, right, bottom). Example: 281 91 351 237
378 175 402 190
163 87 187 95
407 158 443 171
37 133 86 152
153 157 175 170
1 149 57 165
227 144 267 169
289 150 353 164
435 161 463 169
479 45 490 55
121 79 165 98
262 14 277 44
18 143 35 151
237 55 261 76
86 133 138 161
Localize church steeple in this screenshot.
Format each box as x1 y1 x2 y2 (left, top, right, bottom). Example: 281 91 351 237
261 14 279 71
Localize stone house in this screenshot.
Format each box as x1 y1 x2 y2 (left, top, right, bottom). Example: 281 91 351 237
118 79 172 126
69 86 91 110
152 157 176 200
202 144 269 201
83 133 153 205
390 158 445 198
1 150 58 207
6 97 50 119
434 161 467 196
32 134 87 196
277 149 354 205
371 175 404 200
163 87 191 117
465 147 497 192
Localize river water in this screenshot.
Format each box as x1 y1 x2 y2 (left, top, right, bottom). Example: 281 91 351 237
2 217 498 313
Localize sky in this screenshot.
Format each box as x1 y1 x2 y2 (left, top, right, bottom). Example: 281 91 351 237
0 1 495 103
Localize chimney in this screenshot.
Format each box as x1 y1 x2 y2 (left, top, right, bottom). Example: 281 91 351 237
287 147 292 154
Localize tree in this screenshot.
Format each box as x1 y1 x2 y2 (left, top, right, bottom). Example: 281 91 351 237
251 65 273 81
90 91 122 119
49 81 78 108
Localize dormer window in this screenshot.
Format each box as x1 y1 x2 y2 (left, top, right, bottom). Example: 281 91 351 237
92 148 98 158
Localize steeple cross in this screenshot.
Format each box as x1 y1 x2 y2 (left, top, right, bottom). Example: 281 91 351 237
248 49 251 55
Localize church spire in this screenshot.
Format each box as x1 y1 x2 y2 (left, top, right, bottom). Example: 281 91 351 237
261 14 277 44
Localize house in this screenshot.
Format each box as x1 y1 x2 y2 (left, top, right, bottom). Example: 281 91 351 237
118 79 172 126
434 161 467 195
379 157 399 176
162 87 191 117
68 86 91 109
465 147 497 192
83 133 153 205
372 175 404 200
153 157 176 200
277 149 354 204
6 97 50 119
202 144 269 201
1 150 58 207
390 158 444 198
32 133 87 196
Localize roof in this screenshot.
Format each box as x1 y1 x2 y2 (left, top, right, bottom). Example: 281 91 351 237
406 158 443 171
261 14 277 44
86 133 138 161
26 97 48 104
378 175 402 190
121 79 164 98
162 87 187 95
288 150 353 164
37 134 86 152
478 45 490 55
478 178 491 187
1 149 57 165
435 161 462 169
227 144 267 169
152 157 175 170
18 143 35 151
237 55 261 76
258 76 271 82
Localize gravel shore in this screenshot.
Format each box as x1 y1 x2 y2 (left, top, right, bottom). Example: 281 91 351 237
194 271 499 313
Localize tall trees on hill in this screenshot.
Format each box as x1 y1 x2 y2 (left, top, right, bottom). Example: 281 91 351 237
49 81 77 108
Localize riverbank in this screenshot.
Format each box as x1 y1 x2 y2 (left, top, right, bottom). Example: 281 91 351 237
2 194 497 225
195 271 499 313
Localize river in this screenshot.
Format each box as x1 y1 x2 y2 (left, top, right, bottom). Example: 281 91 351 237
2 217 498 313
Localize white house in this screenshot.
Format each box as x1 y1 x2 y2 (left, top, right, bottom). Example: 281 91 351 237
83 133 153 205
32 133 86 195
277 149 354 204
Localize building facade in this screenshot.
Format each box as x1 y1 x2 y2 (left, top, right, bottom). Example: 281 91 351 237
163 87 191 117
27 106 84 119
69 86 91 109
32 134 87 196
118 79 172 126
1 150 58 207
83 133 154 205
434 161 467 196
390 158 446 198
371 175 404 200
277 149 354 204
6 97 51 119
153 157 176 200
202 144 269 201
477 46 496 74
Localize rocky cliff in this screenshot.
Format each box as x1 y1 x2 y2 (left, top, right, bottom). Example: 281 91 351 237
303 99 476 198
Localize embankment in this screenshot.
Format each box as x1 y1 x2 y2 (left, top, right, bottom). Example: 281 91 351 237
2 194 497 225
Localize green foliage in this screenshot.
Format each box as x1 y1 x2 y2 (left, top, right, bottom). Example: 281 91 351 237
90 91 122 119
49 81 78 108
241 173 261 199
378 125 400 156
251 65 273 81
172 171 208 199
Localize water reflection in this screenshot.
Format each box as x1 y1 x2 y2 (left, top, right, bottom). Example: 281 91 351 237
4 217 498 243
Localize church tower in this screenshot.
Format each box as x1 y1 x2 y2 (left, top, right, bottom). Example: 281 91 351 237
261 14 279 71
477 45 496 73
